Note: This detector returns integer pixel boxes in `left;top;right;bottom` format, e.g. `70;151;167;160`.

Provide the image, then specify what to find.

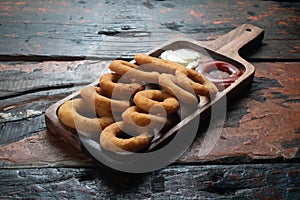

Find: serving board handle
201;24;264;60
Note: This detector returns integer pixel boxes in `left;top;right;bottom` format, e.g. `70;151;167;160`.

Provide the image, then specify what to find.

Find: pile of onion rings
57;53;220;153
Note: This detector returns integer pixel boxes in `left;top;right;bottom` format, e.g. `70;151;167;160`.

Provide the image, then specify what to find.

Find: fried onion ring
109;60;160;84
134;53;188;74
133;90;179;115
134;54;218;97
175;69;218;97
159;73;198;105
100;121;152;152
122;106;168;128
99;73;144;100
80;86;130;113
136;63;175;75
109;60;138;74
58;98;114;133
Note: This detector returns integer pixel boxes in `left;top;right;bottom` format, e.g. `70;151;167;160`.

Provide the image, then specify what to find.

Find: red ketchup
195;61;243;91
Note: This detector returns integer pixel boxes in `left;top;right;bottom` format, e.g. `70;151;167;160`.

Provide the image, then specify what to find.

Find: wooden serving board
45;24;264;153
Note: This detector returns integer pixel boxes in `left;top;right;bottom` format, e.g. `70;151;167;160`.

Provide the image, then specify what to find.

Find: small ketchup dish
195;61;243;90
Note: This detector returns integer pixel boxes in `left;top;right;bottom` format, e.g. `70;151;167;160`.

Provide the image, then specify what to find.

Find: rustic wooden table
0;0;299;199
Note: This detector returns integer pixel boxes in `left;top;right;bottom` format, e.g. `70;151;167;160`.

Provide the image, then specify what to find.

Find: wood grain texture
0;163;299;199
0;60;110;99
0;0;299;60
0;60;110;146
0;61;299;167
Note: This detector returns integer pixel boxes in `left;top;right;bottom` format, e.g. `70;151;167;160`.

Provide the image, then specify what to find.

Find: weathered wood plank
0;163;299;199
0;60;110;99
0;61;299;167
0;0;299;60
0;60;110;146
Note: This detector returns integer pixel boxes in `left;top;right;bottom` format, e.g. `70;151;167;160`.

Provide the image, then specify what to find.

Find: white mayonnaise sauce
160;49;201;69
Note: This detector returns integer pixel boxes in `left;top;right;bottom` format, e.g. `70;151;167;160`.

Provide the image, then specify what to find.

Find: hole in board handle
246;28;252;32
